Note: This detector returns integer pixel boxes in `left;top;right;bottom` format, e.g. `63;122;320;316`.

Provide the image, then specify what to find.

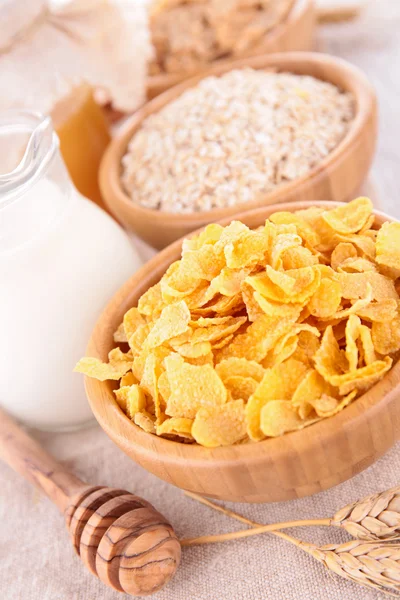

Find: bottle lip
0;110;59;210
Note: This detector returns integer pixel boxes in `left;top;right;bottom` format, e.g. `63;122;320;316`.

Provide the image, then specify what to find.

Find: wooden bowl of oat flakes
100;52;377;249
147;0;316;98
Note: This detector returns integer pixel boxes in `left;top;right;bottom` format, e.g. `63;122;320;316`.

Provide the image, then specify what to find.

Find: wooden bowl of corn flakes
80;199;400;503
100;52;377;250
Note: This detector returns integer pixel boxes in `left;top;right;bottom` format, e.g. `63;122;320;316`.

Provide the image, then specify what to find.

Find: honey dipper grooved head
65;486;181;596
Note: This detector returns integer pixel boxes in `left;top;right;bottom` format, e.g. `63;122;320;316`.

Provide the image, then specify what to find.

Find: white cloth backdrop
1;1;400;599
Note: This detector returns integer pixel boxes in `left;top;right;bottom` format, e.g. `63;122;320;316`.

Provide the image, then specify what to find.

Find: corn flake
156;417;194;439
134;410;156;433
292;369;336;419
192;400;247;447
145;300;190;349
331;242;357;271
372;316;400;355
165;354;227;419
246;359;308;441
322;197;373;234
260;401;320;437
74;355;131;381
308;277;342;318
126;385;147;419
376;222;400;270
223;376;258;401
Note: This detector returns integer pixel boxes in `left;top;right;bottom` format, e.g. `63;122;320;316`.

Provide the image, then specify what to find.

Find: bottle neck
0;111;74;255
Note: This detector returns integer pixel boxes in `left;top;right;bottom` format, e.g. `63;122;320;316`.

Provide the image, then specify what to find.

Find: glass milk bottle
0;111;142;431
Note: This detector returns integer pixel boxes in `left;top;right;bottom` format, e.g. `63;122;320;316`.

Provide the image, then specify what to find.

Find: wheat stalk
181;488;400;596
183;486;400;544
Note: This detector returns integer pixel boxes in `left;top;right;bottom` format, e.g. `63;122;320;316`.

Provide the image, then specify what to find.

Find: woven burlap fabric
0;422;398;600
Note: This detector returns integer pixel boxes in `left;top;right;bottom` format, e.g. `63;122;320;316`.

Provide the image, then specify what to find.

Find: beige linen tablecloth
2;1;400;599
1;424;399;600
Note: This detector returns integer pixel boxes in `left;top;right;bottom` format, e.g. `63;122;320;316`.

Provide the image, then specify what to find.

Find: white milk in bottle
0;111;142;430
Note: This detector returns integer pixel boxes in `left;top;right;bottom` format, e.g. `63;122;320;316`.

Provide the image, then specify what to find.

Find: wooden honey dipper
0;409;181;596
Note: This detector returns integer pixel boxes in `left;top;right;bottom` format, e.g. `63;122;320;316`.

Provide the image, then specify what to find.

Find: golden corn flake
376;221;400;270
134;410;156;433
156;417;194;439
314;326;348;382
217;311;301;363
113;322;127;343
138;282;165;317
358;325;376;365
114;386;130;411
292;369;336;419
337;233;376;260
192;400;246;447
269;231;302;270
308;277;342;318
338;257;377;274
74;356;131;381
123;307;146;339
126;385;147;419
216;357;265;382
211;335;234;351
165;354;227;419
345;315;362;372
248;265;319;304
253;292;302;320
269;211;320;248
223;376;258;401
260;401;319;437
291;329;321;367
108;348;133;371
281;246;319;269
120;372;137;387
145;300;190;349
331;242;357;271
329;356;392;396
262;333;298;368
157;370;171;402
246;358;308;441
224;227;270;269
182;223;224;253
322;197;373;234
171;340;212;358
128;324;151;355
371;315;400;355
310;390;357;418
338;272;397;301
77;198;400;447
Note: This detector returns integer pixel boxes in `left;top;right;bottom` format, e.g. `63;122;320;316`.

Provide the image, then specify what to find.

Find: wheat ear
182;492;400;596
183;486;400;544
332;486;400;541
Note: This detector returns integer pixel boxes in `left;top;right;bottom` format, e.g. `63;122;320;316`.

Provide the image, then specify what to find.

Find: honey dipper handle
0;409;85;512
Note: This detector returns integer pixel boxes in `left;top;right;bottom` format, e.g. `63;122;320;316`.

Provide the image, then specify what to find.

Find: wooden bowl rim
86;200;399;467
100;51;377;227
147;0;313;93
